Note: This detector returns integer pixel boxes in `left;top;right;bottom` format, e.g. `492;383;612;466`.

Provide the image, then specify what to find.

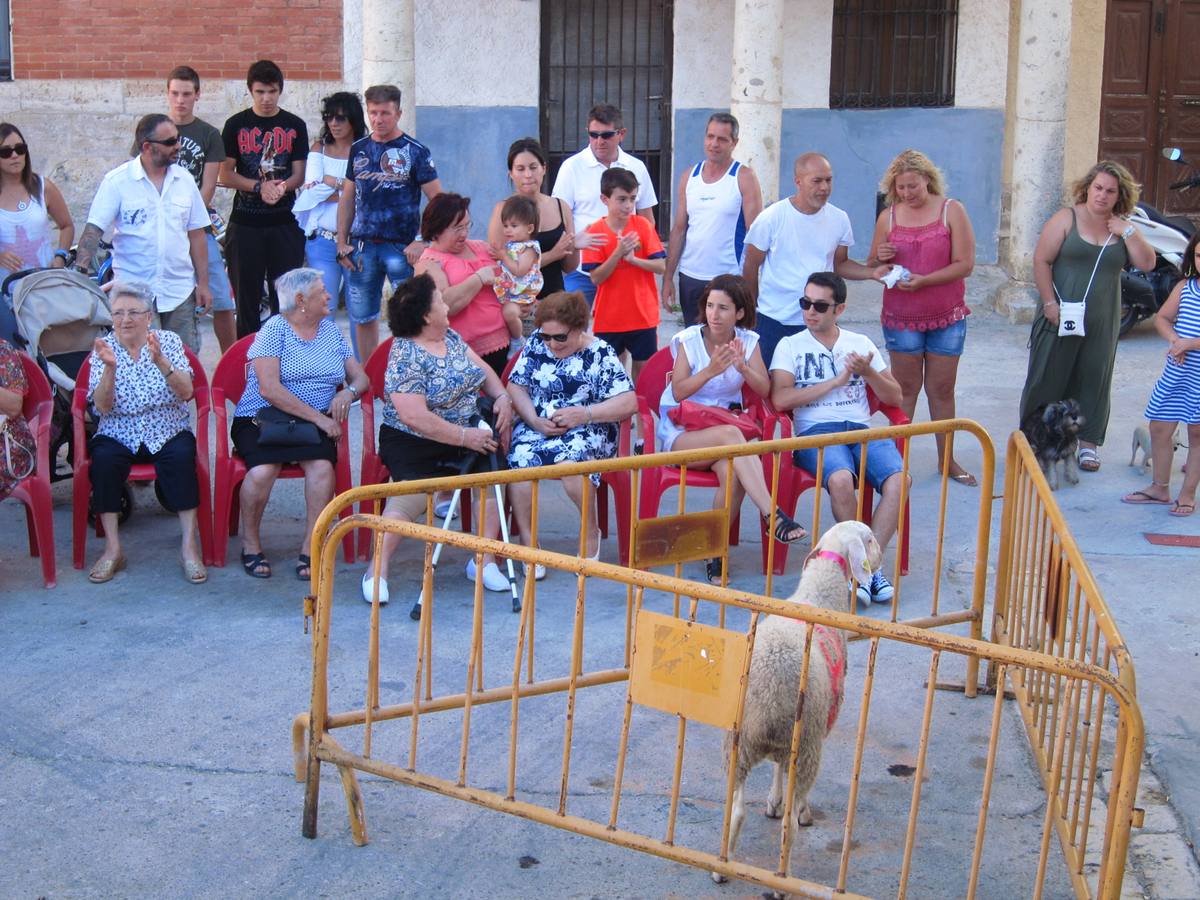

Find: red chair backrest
499;349;521;385
211;334;257;413
362;336;394;403
635;344;770;423
18;352;53;424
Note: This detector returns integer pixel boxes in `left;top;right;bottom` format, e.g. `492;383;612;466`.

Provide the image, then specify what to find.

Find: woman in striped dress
1121;232;1200;516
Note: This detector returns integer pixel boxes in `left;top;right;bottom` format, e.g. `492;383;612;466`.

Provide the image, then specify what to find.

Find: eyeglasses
145;136;180;147
799;298;843;313
0;144;28;159
323;113;348;123
588;130;619;140
111;309;151;319
538;330;571;343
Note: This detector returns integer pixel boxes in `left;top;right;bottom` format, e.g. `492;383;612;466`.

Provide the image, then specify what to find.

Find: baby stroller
2;267;112;484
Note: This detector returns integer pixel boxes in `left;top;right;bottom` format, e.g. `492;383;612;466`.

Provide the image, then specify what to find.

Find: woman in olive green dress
1020;161;1157;471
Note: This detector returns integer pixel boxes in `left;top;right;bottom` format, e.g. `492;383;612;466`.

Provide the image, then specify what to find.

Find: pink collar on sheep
809;549;850;577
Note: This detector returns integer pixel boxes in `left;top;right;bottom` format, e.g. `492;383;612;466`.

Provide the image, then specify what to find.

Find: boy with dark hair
219;59;309;336
166;64;236;352
581;167;665;383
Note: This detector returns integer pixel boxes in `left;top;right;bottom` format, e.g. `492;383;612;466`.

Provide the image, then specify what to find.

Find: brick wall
9;0;343;80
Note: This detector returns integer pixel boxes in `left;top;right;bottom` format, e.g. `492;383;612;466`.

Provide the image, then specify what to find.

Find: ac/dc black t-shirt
221;108;309;227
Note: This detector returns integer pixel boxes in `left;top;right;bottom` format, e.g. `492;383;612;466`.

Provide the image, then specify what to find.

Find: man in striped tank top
663;113;763;326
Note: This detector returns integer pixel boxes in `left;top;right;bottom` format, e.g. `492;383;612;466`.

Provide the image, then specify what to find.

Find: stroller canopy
9;269;112;390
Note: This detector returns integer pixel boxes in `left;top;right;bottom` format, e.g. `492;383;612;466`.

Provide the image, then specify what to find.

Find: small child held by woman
493;194;544;353
1121;231;1200;516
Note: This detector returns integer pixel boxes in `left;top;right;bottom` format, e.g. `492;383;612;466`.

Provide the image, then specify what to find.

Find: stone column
997;0;1074;316
730;0;784;203
362;0;416;134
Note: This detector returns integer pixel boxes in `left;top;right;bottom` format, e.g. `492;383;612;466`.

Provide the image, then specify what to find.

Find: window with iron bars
830;0;958;110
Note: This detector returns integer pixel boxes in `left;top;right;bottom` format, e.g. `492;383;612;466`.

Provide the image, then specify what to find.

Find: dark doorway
1099;0;1200;214
539;0;674;234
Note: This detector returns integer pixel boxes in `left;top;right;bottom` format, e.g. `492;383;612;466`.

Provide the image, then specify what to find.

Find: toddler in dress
493;194;543;353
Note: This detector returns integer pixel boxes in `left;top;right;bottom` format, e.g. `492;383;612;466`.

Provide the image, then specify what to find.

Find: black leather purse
253;405;322;447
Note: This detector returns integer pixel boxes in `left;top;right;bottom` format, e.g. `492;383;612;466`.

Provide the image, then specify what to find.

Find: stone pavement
1;270;1197;897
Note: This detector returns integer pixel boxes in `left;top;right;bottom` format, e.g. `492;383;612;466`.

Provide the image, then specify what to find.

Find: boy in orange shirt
582;168;666;383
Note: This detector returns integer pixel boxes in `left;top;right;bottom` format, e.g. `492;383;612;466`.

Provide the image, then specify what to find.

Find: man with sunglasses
770;272;907;606
336;83;441;365
552;103;657;304
78;114;211;352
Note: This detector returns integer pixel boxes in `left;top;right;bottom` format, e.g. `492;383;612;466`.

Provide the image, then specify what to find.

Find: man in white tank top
663;113;763;327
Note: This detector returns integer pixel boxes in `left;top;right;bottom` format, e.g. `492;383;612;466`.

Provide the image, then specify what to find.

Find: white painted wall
414;0;540;107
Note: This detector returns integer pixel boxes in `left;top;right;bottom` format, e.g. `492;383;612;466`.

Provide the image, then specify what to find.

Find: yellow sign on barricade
291;421;1141;898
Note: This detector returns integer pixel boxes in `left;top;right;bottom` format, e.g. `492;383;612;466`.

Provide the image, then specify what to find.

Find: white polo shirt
551;145;658;230
87;158;209;312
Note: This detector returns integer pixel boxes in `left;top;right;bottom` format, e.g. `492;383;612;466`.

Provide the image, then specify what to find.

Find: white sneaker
361;570;390;605
466;558;509;592
523;562;547;581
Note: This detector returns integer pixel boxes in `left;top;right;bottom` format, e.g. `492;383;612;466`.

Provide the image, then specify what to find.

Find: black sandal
296;554;311;581
766;508;808;544
241;551;271;579
706;558;724;584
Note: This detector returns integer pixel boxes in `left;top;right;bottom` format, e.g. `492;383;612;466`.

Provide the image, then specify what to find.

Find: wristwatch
252;181;262;195
163;366;175;378
346;384;360;399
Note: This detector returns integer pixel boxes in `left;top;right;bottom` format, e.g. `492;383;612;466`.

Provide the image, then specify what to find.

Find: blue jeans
755;312;806;372
306;234;359;358
346;240;413;324
793;421;905;492
205;232;234;312
563;268;597;307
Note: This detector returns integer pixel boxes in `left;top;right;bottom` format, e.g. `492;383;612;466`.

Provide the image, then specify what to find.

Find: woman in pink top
414;193;510;374
868;150;977;486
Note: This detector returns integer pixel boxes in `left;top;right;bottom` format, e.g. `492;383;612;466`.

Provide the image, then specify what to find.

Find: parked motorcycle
1120;147;1200;336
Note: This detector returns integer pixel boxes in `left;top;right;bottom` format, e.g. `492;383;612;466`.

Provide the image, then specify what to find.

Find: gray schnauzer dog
1020;399;1085;490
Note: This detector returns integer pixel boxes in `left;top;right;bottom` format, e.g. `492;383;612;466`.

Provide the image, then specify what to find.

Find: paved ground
1;271;1197;898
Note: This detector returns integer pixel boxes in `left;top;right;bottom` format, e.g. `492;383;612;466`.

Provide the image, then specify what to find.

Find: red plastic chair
634;346;778;559
211;334;354;567
71;346;215;569
356;336;394;560
767;388;911;576
5;352;57;587
501;349;636;565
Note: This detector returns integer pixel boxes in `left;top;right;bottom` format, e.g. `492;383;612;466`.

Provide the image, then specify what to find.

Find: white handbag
1053;233;1112;338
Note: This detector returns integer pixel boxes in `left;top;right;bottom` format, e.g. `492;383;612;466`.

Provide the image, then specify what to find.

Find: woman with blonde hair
1018;160;1156;472
868;149;977;484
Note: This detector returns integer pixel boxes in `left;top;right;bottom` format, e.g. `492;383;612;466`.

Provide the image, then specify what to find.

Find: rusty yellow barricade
294;421;1141;898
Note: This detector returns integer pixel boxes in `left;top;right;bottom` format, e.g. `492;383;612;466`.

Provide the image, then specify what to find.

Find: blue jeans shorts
206;231;234;312
793;420;905;491
563;268;597;307
346;239;414;324
882;318;967;356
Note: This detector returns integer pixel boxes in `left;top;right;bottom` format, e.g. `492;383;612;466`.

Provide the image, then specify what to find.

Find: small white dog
713;521;882;892
1130;424;1183;468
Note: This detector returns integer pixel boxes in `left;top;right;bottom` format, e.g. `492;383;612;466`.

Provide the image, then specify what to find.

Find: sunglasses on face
0;144;29;159
588;130;619;140
799;297;842;313
146;136;180;147
323;113;348;123
538;330;571;343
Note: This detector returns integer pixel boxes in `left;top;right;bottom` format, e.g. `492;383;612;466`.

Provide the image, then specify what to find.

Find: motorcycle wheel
1119;301;1140;336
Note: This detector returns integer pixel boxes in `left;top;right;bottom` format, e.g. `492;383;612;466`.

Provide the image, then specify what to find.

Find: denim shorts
206;231;235;312
346;240;414;324
792;420;905;491
882;318;967;356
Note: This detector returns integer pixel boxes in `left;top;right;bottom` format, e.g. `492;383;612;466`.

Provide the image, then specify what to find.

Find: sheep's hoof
711;871;727;884
797;803;814;826
764;799;783;819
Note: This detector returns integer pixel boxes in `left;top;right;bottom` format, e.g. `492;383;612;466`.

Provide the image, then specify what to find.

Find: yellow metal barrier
991;431;1144;898
291;421;1141;898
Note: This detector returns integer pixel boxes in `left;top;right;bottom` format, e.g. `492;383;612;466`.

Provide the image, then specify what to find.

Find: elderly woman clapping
85;282;204;584
231;267;368;581
506;291;636;561
362;274;514;615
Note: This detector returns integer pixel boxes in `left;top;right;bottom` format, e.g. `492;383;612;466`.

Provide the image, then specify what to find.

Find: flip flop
1121;490;1170;505
1078;448;1101;472
950;471;978;487
1169;501;1196;517
296;554;311;581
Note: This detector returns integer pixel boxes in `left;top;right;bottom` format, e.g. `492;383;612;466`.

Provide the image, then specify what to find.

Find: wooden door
539;0;674;234
1099;0;1200;214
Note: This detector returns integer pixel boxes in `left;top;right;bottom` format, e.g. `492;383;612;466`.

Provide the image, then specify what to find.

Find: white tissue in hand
478;419;492;434
881;266;911;289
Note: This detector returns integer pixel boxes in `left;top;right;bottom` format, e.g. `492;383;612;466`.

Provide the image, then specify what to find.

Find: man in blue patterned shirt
336;84;442;363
